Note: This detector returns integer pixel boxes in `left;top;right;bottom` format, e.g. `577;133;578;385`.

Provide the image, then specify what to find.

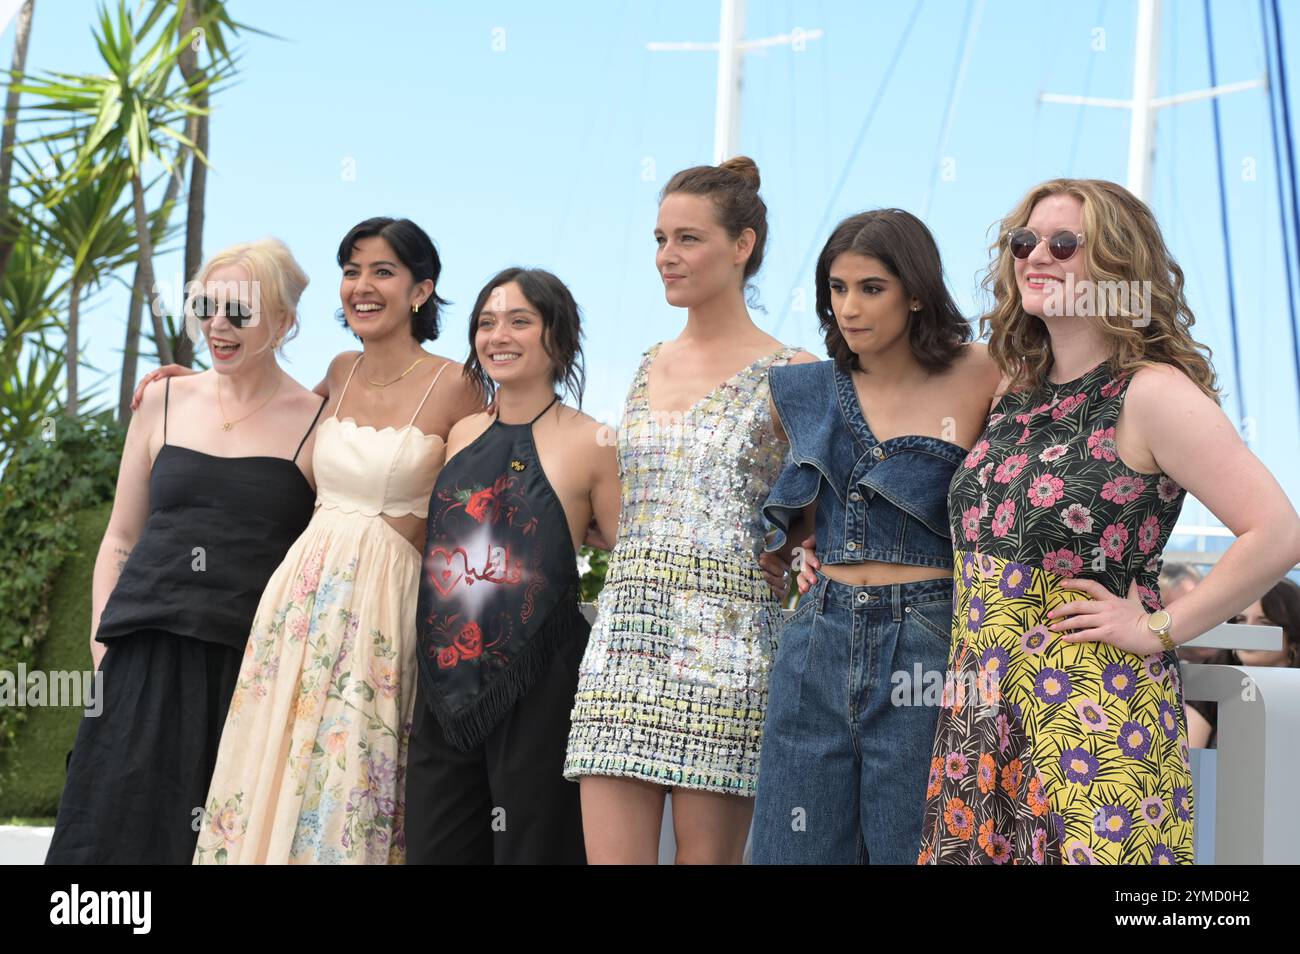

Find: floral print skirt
917;552;1194;865
193;509;420;864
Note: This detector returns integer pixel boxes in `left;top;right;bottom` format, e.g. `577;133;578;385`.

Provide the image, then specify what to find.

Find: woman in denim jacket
752;209;1001;864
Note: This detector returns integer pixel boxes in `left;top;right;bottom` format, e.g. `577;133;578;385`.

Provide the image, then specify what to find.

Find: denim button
846;541;857;550
856;592;868;604
872;446;885;459
849;491;862;502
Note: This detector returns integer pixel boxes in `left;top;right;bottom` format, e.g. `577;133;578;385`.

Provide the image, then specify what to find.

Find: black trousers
46;630;241;864
404;632;587;864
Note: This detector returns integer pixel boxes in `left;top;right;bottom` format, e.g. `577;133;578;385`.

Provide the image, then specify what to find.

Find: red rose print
465;487;500;523
454;621;483;661
437;645;461;668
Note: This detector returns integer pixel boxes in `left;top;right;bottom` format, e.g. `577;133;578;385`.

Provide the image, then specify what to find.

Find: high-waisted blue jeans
752;573;953;864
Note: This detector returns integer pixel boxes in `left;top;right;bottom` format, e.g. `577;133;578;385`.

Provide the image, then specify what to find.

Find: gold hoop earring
411;302;420;314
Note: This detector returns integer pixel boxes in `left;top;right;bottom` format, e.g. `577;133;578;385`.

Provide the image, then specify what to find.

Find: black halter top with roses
415;396;587;750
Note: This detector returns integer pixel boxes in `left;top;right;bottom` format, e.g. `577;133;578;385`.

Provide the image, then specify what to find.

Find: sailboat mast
713;0;746;163
1127;0;1162;202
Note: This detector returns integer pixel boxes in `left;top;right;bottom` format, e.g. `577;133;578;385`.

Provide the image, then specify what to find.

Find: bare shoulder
133;369;169;427
448;409;493;444
786;349;821;366
1126;362;1215;413
556;404;608;440
953;342;1000;381
326;350;364;386
431;356;471;392
284;380;325;416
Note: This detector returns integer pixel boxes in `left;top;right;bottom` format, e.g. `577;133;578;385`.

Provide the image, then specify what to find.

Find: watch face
1148;610;1171;631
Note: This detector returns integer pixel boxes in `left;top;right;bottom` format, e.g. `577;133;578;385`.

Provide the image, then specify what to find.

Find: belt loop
891;583;904;622
813;572;830;617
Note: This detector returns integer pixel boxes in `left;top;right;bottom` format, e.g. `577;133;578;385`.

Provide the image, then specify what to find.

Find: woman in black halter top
405;268;621;864
47;241;327;864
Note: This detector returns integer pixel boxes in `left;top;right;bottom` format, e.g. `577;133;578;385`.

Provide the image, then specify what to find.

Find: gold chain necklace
365;355;426;388
216;374;282;431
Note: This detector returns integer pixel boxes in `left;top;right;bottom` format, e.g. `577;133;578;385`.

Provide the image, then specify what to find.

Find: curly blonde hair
983;178;1218;400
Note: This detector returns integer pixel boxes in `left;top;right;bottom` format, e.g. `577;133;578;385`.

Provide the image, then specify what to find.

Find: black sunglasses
1007;227;1085;262
191;294;255;327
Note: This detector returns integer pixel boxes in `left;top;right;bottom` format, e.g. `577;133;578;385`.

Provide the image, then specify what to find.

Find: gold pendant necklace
217;374;282;431
365;355;426;388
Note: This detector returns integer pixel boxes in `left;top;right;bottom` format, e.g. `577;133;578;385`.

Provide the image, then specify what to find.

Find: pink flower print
1138;585;1161;611
961;505;981;542
1100;374;1127;398
1157;475;1182;502
1030;402;1053;417
987;412;1005;428
290;550;325;602
1017;425;1031;445
1101;474;1146;505
994;453;1029;484
944;752;970;780
1027;472;1065;508
1043;548;1083;577
991;500;1017;538
1014;413;1031;425
977;461;994;487
1137;515;1161;554
1039;444;1069;463
963;440;990;469
1060;503;1094;534
1051;392;1088;420
1100;522;1129;560
1087;427;1117;462
289;612;310;642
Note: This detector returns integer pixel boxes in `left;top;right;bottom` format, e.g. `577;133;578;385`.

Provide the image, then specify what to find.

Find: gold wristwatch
1146;610;1175;651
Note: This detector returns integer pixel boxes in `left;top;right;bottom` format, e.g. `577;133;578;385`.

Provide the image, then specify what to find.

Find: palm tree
169;0;265;368
16;0;221;367
20;147;142;415
0;230;66;462
0;0;37;286
119;139;184;421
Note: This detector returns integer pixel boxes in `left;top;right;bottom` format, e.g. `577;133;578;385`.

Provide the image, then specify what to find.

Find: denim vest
761;360;964;569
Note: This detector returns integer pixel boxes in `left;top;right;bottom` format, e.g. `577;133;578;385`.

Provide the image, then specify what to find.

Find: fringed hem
426;587;588;751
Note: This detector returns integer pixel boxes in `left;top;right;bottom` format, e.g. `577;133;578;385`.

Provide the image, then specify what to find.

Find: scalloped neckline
324;415;445;444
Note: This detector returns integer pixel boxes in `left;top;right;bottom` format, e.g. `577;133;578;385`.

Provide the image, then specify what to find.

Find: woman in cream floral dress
190;218;479;863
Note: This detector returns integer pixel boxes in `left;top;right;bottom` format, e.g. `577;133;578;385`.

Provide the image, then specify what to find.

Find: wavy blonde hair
983;178;1218;400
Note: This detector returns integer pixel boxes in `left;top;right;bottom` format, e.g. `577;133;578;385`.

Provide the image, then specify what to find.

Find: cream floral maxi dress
193;359;448;864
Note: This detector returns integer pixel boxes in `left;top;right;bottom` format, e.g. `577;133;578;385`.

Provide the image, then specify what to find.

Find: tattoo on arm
113;546;131;574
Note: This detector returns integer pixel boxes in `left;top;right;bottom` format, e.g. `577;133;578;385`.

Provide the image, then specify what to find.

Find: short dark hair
814;209;971;374
463;267;586;407
335;217;450;342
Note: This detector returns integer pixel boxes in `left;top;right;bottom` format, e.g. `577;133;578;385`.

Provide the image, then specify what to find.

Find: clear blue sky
9;0;1300;543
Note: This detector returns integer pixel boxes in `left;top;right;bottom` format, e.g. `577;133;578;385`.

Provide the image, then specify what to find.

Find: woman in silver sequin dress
563;157;816;863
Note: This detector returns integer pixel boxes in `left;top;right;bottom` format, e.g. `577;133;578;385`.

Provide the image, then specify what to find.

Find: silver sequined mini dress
564;342;798;795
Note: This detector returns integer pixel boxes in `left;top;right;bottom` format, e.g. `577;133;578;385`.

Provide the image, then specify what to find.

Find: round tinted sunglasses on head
191;295;254;327
1007;227;1085;262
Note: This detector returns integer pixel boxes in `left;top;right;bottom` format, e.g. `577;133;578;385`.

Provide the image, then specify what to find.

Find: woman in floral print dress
918;179;1300;865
